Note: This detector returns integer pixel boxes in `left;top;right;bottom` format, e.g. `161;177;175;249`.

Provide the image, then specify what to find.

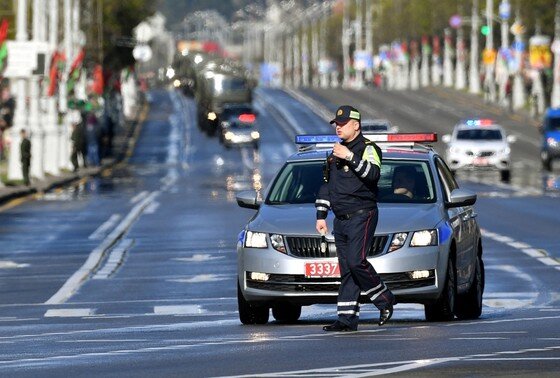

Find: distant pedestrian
19;129;31;186
85;113;101;167
70;117;86;172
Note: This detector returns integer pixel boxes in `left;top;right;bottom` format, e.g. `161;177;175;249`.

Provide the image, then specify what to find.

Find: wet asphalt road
0;87;558;377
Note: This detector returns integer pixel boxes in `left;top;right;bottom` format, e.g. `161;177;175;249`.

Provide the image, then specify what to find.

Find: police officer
315;105;395;332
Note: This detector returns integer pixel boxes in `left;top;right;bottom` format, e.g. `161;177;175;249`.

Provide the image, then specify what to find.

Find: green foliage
101;0;160;70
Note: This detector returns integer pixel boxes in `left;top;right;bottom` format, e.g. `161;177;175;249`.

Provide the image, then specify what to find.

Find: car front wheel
455;254;484;320
272;304;302;323
425;256;456;322
238;283;269;325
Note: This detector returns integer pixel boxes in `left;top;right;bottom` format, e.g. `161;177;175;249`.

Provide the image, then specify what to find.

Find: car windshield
266;159;435;205
545;116;560;131
456;128;503;140
222;106;253;119
362;124;389;132
230;121;254;130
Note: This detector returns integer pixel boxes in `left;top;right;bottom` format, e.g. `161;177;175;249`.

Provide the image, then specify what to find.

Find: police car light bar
364;133;438;143
295;133;437;148
464;119;494;127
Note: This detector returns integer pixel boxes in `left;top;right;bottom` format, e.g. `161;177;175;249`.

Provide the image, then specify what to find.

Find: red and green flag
0;19;9;73
66;48;85;95
47;50;66;96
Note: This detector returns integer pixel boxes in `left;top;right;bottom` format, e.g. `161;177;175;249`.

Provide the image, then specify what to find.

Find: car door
435;157;476;291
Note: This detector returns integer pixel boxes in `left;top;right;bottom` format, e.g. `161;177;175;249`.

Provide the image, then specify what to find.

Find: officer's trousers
333;208;394;327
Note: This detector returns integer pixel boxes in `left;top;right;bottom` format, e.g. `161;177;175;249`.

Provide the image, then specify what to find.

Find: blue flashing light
545;108;560;118
295;134;341;144
238;230;246;244
438;222;453;244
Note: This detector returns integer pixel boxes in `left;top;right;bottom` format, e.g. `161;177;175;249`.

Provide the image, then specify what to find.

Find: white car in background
442;119;516;182
361;119;398;133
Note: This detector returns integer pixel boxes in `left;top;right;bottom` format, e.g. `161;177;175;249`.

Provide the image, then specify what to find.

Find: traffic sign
499;1;511;20
510;22;525;35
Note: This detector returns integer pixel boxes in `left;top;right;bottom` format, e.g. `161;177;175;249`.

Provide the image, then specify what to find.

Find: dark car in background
541;108;560;171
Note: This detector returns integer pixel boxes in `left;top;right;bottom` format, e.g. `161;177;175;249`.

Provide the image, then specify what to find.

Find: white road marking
173;254;226;262
88;214;122;240
130;191;149;204
0;260;29;269
482;229;560;269
168;274;231;283
153;305;205;315
92;239;134;279
45;191;160;305
44;308;95;317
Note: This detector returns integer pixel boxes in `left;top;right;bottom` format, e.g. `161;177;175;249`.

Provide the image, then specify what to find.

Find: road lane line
45;191;160;305
481;229;559;269
44;309;95;317
88;214;122;240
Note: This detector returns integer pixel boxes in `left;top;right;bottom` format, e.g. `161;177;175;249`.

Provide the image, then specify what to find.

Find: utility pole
354;0;363;87
498;0;511;107
342;0;350;87
365;0;373;83
443;28;453;87
30;0;45;180
44;0;60;175
420;35;430;86
469;0;481;94
484;0;496;102
455;26;466;89
551;0;560;108
8;0;29;181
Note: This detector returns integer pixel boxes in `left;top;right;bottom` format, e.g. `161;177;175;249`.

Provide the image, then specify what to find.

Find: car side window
435;157;458;202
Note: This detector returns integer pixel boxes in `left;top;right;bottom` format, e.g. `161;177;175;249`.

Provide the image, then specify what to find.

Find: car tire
500;170;511;182
238;283;269;325
455;254;484;320
425;256;456;322
272;304;302;323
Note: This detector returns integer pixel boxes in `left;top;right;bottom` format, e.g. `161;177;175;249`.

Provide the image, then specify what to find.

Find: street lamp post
498;0;511;108
469;0;481;94
8;0;29;181
44;0;60;176
484;0;497;103
30;0;45;180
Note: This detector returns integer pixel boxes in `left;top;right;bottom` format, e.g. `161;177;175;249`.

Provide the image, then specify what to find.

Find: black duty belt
336;208;372;220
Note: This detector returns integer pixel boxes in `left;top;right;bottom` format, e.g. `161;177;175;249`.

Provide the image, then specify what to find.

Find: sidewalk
0;103;146;208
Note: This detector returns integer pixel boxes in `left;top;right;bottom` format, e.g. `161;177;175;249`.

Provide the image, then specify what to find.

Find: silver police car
236;133;483;324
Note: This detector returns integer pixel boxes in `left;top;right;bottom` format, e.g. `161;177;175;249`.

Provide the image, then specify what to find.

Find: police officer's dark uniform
315;105;395;332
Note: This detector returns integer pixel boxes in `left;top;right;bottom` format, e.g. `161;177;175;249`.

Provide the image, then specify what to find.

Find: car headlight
270;234;286;253
410;230;438;247
547;137;559;147
251;131;260;139
244;231;267;248
389;232;408;252
225;131;234;140
449;146;462;154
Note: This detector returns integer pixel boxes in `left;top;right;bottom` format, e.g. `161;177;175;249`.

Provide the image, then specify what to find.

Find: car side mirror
442;134;451;143
506;135;517;143
236;190;262;210
445;188;477;208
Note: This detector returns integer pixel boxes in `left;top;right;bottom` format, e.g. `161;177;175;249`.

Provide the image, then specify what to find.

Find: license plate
305;262;340;278
473;157;488;166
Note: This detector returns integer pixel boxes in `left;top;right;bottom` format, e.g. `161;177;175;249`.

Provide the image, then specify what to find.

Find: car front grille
246;271;435;292
466;150;495;157
286;235;389;258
